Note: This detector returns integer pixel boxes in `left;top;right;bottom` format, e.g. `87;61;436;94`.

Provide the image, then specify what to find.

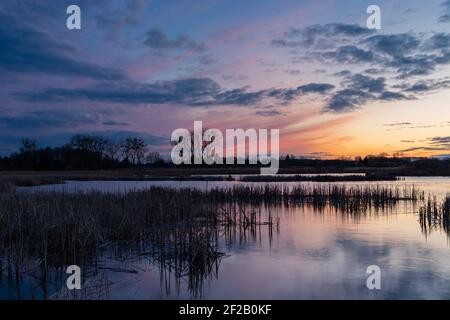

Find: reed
419;195;450;236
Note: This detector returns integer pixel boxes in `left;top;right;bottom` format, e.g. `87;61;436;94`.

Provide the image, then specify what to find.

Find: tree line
0;135;165;170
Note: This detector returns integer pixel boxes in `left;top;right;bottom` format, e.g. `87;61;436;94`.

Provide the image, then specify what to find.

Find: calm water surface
14;177;450;299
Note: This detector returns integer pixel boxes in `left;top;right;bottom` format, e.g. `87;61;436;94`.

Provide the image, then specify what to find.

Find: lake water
12;177;450;299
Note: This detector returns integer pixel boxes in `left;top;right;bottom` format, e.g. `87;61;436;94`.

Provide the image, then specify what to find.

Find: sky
1;0;450;159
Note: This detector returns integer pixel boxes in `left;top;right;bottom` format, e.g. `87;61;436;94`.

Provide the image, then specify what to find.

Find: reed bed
0;186;276;299
0;182;422;298
208;184;423;213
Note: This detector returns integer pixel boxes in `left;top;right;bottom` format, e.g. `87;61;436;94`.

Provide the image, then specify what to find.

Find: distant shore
0;166;448;188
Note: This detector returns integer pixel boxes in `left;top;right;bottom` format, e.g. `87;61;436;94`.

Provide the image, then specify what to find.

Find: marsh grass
419;195;450;237
0;185;278;299
0;182;422;299
208;184;423;212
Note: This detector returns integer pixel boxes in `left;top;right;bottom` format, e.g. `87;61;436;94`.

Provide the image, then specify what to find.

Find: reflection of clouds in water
315;236;450;299
71;217;450;299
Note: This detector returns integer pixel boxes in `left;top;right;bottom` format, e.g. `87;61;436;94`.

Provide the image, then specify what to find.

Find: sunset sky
1;0;450;158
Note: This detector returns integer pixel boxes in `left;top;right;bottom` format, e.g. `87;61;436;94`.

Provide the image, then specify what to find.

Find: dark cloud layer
22;78;336;107
2;2;450;130
320;45;375;64
23;78;222;105
325;72;407;112
0;11;127;81
272;23;372;49
0;110;100;129
143;28;205;52
271;19;450;111
274;22;450;80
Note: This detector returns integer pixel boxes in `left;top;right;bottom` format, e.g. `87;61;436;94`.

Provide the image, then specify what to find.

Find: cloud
439;14;450;22
364;33;420;57
102;119;130;126
428;33;450;49
360;33;446;78
0;110;100;129
389;55;439;78
384;122;413;127
429;136;450;145
401;79;450;93
320;45;375;64
438;1;450;22
272;23;372;49
404;82;435;93
143;28;205;52
275;22;450;80
364;33;450;78
267;83;335;101
96;0;150;39
272;22;450;112
326;89;373;112
297;83;335;94
210;87;267;106
442;0;450;8
385;121;450;131
22;78;337;107
399;146;448;152
23;78;222;105
2;0;151;41
334;70;352;77
255;110;285;117
378;91;409;101
344;74;385;93
325;73;408;112
273;21;450;111
0;11;127;81
0;12;126;80
397;135;450;153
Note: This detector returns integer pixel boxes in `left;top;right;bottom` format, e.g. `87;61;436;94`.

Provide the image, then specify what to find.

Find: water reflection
53;204;450;299
7;178;450;299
